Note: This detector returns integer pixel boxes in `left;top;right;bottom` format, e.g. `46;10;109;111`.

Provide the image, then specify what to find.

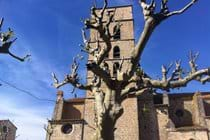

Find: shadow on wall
169;99;194;128
62;103;82;120
203;100;210;116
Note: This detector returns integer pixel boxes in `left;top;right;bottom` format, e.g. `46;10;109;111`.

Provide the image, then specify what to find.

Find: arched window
113;62;120;77
113;46;120;58
113;24;121;40
105;53;109;58
103;62;110;73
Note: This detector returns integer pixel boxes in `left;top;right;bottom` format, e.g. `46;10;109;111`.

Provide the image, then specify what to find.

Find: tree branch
167;60;183;82
0;39;31;62
123;0;158;82
166;0;198;17
170;68;210;87
52;72;92;90
0;21;30;62
80;28;98;55
87;62;112;87
189;51;199;73
0;18;4;30
130;51;210;91
84;0;114;65
52;56;92;91
200;76;210;84
58;1;114;91
121;86;150;101
95;10;115;65
124;0;198;83
125;19;156;82
100;0;108;19
142;67;210;91
8;51;31;62
161;62;173;81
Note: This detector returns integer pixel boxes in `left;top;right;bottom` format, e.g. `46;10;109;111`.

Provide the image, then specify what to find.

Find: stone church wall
49;123;83;140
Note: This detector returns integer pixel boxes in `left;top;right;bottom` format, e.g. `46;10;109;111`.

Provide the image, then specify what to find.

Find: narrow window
113;62;120;77
103;62;109;73
113;24;121;40
113;46;120;58
105;53;109;58
2;126;8;133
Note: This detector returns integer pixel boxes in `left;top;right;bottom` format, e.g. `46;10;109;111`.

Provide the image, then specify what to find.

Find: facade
46;5;210;140
138;92;210;140
0;120;17;140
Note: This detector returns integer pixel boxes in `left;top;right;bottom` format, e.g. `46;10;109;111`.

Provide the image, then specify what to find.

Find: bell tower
85;4;136;97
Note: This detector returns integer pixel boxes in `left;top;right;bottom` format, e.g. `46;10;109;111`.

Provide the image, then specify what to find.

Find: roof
65;98;85;103
63;92;210;104
95;4;133;10
155;92;210;98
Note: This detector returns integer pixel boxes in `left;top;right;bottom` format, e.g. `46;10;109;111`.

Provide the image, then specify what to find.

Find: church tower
83;5;140;140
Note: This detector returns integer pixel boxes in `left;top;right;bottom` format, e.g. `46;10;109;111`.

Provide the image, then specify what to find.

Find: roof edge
95;4;133;10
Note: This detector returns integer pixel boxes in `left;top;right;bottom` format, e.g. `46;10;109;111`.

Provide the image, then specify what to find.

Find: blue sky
0;0;210;139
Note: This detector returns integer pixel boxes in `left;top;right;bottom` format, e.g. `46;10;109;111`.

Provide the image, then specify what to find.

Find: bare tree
0;18;30;62
44;121;55;140
52;0;210;139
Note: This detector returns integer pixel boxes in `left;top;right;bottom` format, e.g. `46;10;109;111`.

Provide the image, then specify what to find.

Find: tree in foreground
52;0;210;139
0;18;30;62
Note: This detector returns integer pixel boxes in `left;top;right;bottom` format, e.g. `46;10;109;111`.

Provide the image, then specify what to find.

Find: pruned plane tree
0;18;30;62
52;0;210;139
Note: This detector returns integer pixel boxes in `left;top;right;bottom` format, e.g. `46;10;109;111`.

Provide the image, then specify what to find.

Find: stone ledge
49;119;84;124
168;126;208;132
154;104;169;108
204;116;210;119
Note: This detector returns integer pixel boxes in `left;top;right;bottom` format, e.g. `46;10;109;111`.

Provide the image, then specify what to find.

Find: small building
0;120;17;140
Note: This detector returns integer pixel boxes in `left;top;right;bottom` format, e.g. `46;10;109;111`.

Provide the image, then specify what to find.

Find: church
46;5;210;140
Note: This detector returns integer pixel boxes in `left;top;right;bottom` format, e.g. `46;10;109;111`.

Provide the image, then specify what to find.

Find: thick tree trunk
93;90;123;140
93;111;122;140
99;115;115;140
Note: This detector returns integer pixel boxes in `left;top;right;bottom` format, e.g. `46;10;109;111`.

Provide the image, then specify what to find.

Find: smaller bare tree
44;120;55;140
0;18;30;62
